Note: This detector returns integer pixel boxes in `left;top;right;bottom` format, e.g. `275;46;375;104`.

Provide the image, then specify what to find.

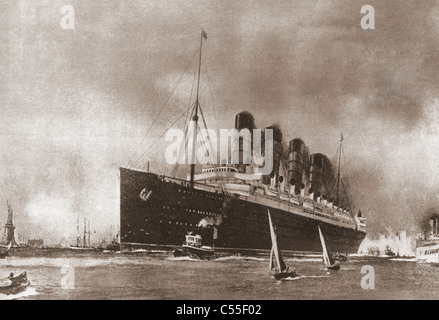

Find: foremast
190;29;207;187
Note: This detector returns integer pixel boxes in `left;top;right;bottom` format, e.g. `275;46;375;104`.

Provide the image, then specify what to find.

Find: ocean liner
120;31;366;254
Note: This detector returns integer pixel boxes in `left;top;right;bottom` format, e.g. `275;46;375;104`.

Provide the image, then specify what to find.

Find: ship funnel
288;139;307;190
309;153;334;197
264;124;283;184
300;183;305;198
234;111;256;173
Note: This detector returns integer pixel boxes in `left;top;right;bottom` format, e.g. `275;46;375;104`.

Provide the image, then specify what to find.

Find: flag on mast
202;29;207;40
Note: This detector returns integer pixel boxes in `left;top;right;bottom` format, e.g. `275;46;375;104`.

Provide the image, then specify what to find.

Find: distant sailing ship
119;30;367;254
70;218;94;250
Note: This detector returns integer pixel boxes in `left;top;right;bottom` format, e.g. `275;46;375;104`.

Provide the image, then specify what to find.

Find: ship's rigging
329;134;352;214
125;29;224;189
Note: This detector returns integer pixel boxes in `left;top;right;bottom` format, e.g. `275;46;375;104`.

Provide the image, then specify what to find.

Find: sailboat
69;218;95;251
318;225;340;270
268;210;297;280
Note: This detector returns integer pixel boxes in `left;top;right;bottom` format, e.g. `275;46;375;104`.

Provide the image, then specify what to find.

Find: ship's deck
137;170;366;233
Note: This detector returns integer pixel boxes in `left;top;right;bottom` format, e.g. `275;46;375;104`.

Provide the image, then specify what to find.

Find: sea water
0;251;438;300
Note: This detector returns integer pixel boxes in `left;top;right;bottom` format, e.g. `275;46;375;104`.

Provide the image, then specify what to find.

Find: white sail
318;225;331;267
268;210;282;272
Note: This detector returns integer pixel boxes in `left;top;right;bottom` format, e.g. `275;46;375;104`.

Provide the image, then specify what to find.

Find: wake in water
284;257;322;263
0;256;154;268
128;249;167;253
0;286;39;300
348;253;374;258
166;256;201;262
276;275;330;281
214;255;266;262
214;255;323;262
390;258;417;262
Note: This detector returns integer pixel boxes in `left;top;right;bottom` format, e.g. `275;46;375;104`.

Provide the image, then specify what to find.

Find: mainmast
190;29;207;187
76;216;80;247
83;217;87;248
88;219;91;248
336;134;343;206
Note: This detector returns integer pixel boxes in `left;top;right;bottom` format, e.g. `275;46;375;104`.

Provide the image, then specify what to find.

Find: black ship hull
120;168;365;254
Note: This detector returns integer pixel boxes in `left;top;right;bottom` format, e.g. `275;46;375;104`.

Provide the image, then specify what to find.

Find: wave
389;258;417;262
214;256;266;262
0;286;39;300
277;275;329;281
0;256;151;268
347;253;389;259
215;255;323;262
123;249;167;254
166;257;201;262
415;259;439;265
284;258;323;262
348;253;372;257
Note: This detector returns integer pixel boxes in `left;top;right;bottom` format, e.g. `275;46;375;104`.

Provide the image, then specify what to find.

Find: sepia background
1;0;438;244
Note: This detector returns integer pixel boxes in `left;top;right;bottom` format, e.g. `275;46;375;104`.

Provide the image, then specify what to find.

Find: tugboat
106;238;121;252
0;272;30;295
173;234;215;260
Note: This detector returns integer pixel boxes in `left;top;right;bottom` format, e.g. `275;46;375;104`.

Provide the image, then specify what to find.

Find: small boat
332;253;348;262
106;242;121;252
318;225;341;270
268;210;297;280
105;235;121;251
0;272;30;295
173;234;215;260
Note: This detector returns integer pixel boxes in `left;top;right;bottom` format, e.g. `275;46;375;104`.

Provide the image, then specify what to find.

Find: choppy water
1;250;439;300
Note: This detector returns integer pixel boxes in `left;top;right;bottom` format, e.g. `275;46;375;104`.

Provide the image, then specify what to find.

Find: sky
1;0;439;243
